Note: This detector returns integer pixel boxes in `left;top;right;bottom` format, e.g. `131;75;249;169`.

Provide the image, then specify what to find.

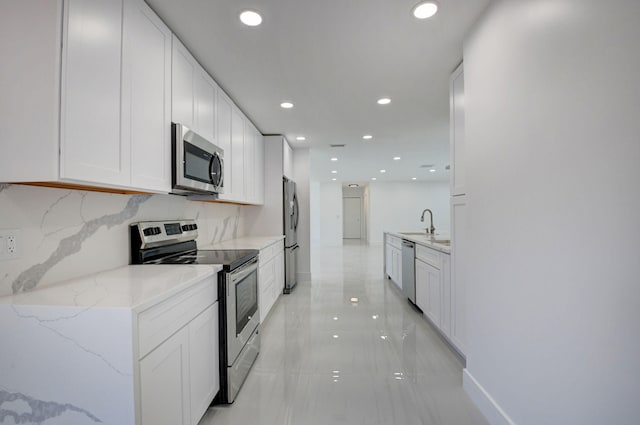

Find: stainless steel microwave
171;122;224;195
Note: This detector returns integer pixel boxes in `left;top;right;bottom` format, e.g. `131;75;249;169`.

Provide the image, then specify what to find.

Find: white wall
462;1;640;424
315;183;343;245
368;181;450;244
292;148;311;282
0;184;244;297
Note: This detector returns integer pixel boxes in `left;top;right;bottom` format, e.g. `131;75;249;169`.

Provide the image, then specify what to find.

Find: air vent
330;144;346;148
419;164;435;168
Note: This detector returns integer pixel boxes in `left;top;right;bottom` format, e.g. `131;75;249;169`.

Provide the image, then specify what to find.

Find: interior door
343;197;361;239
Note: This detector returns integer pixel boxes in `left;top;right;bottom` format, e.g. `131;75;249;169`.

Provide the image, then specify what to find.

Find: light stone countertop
386;231;452;254
0;264;221;312
201;235;285;251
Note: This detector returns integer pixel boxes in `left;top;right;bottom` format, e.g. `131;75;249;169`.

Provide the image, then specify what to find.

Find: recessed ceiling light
429;169;436;173
362;135;373;140
380;169;386;173
412;177;417;180
239;10;262;26
371;177;377;181
393;156;401;161
380;335;388;340
333;317;338;321
332;178;337;181
330;157;338;161
333;334;339;339
350;297;359;302
348;184;359;188
331;170;338;174
377;98;391;105
280;102;294;109
296;136;306;141
412;1;439;19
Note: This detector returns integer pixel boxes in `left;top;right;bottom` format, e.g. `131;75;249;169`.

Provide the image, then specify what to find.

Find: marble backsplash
0;184;243;297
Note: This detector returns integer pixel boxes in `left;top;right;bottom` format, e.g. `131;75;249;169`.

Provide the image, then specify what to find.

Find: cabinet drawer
416;244;441;269
259;240;284;264
138;276;217;359
387;234;402;249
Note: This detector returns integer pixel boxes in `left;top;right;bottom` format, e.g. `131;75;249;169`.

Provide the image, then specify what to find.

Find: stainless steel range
130;220;260;404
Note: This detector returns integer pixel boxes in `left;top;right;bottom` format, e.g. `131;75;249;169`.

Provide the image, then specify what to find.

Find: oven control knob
182;225;189;232
143;228;153;236
192;224;198;230
154;227;161;235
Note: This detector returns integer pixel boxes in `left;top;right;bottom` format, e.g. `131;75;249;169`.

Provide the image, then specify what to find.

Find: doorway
343;197;362;239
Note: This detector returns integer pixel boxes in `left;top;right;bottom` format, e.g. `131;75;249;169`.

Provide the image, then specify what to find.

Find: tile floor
200;241;488;425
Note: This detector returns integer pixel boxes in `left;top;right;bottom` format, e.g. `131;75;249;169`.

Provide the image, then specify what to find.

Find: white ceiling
146;0;491;184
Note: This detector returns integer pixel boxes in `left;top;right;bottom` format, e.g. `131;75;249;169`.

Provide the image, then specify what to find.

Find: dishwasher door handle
402;241;414;248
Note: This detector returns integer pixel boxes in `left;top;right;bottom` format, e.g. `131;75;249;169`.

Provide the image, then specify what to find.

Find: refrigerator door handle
293;194;299;230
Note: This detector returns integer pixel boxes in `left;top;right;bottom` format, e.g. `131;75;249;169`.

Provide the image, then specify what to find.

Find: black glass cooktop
149;249;258;271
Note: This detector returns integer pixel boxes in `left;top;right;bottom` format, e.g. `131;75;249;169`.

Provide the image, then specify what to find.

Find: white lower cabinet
415;258;441;326
384;235;403;289
413;241;463;357
137;278;219;425
258;240;285;322
450;196;468;355
140;327;191;425
188;303;219;425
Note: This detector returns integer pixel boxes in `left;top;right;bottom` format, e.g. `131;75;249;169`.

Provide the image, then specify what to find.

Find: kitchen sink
399;232;428;236
431;240;451;246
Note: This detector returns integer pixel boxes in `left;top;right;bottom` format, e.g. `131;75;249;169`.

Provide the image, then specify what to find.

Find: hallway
201;242;488;425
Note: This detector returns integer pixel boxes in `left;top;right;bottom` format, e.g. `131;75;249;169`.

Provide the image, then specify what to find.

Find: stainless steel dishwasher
401;240;416;304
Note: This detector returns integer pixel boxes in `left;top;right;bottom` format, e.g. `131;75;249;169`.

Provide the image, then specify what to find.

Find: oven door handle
230;257;258;284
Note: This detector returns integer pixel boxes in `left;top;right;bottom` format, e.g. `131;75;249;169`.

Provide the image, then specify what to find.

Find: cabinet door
188;303;219;425
231;107;245;201
255;129;265;204
440;254;452;339
140;327;190;425
416;258;441;325
450;63;466;196
450;196;467;354
259;259;276;322
194;72;216;143
274;250;285;298
216;90;233;199
123;0;171;192
61;0;128;185
385;243;393;279
391;247;402;288
172;36;195;129
244;120;255;202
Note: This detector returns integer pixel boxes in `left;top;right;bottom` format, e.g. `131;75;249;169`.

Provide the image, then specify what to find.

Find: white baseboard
297;272;311;283
463;369;517;425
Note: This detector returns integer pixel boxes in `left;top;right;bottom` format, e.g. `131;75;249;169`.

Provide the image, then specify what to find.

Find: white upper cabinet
171;37;196;130
194;72;217;143
123;0;172;192
230;106;245;201
171;35;217;141
255;128;265;204
60;0;128;185
450;63;466;196
244;120;255;202
216;90;233;198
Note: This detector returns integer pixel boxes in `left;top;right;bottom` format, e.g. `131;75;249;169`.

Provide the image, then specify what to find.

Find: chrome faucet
420;209;435;235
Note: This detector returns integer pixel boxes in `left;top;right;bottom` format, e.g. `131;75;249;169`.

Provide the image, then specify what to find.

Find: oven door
172;122;224;194
226;257;259;365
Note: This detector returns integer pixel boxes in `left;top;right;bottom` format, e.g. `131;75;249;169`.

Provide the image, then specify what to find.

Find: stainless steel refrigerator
283;177;299;293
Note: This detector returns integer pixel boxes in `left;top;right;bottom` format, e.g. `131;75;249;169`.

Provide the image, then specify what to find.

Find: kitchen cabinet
230;106;245;201
61;0;127;185
0;266;220;425
123;0;172;192
171;36;217;142
244;120;256;202
216;90;233;194
139;326;190;425
450;63;466;196
450;196;468;355
258;240;285;322
1;0;171;193
415;258;441;327
384;234;403;289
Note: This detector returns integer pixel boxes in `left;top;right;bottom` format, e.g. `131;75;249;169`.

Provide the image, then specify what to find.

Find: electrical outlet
0;229;21;260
